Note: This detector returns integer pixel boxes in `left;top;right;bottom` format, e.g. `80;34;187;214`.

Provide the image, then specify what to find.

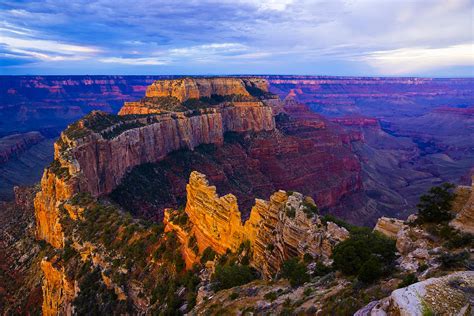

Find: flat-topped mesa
146;77;268;101
164;171;349;277
118;77;276;115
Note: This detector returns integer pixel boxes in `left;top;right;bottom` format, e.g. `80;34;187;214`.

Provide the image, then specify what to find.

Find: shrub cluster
332;230;397;283
417;183;455;223
280;258;310;287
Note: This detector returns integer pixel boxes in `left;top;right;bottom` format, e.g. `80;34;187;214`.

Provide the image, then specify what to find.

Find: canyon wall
66;107;274;198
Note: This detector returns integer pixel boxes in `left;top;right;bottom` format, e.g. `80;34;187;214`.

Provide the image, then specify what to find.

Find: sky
0;0;473;76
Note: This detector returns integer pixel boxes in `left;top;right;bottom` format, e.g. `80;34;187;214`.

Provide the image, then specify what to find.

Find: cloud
362;43;474;74
99;57;168;65
0;0;472;75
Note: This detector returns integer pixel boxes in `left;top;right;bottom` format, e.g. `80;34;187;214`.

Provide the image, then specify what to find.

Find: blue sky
1;0;473;76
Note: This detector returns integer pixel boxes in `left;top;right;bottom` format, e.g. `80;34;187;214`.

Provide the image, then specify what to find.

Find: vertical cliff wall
41;258;75;316
145;77;267;101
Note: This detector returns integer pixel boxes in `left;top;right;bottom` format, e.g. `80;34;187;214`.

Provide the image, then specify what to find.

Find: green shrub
280;258;309;287
73;268;125;315
212;264;258;290
302;200;319;218
188;235;199;255
264;291;278;301
439;251;469;268
200;247;217;264
358;256;383;283
444;232;474;249
313;262;333;276
417;183;455;223
303;253;313;264
332;231;396;282
229;292;239;300
398;273;418;288
49;160;70;179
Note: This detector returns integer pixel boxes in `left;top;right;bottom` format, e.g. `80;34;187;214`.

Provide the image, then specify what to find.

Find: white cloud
362;44;474;74
169;43;248;57
0;24;100;62
98;57;169;65
250;0;294;11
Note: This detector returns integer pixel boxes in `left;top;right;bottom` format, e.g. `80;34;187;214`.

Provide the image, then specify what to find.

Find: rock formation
144;77;267;101
164;171;349;276
34;78;276;248
369;271;474;315
41;258;75;316
450;176;474;234
374;217;404;239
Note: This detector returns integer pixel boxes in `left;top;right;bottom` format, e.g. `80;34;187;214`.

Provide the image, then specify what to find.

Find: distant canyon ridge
0;75;473;225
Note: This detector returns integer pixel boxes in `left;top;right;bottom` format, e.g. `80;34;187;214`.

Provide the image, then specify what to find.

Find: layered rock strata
32;78;278;312
164;171;349;276
144;77;267;101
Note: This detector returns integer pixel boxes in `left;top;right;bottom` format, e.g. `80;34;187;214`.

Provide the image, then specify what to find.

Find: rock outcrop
118;77;272;115
41;258;75;316
34;169;76;248
374;217;404;239
450;176;474;234
164;171;349;276
368;271;474;315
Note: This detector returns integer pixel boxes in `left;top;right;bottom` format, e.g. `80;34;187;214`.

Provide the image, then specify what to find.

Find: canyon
0;77;473;315
1;75;472;225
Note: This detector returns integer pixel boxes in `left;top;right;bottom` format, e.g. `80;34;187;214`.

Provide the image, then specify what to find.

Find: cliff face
34;169;76;248
164;171;349;277
41;258;75;316
145;77;267;101
68;107;274;198
112;99;363;223
31;78;280;316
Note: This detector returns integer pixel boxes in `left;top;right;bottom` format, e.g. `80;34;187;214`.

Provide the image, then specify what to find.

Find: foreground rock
450;176;474;234
366;271;474;315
